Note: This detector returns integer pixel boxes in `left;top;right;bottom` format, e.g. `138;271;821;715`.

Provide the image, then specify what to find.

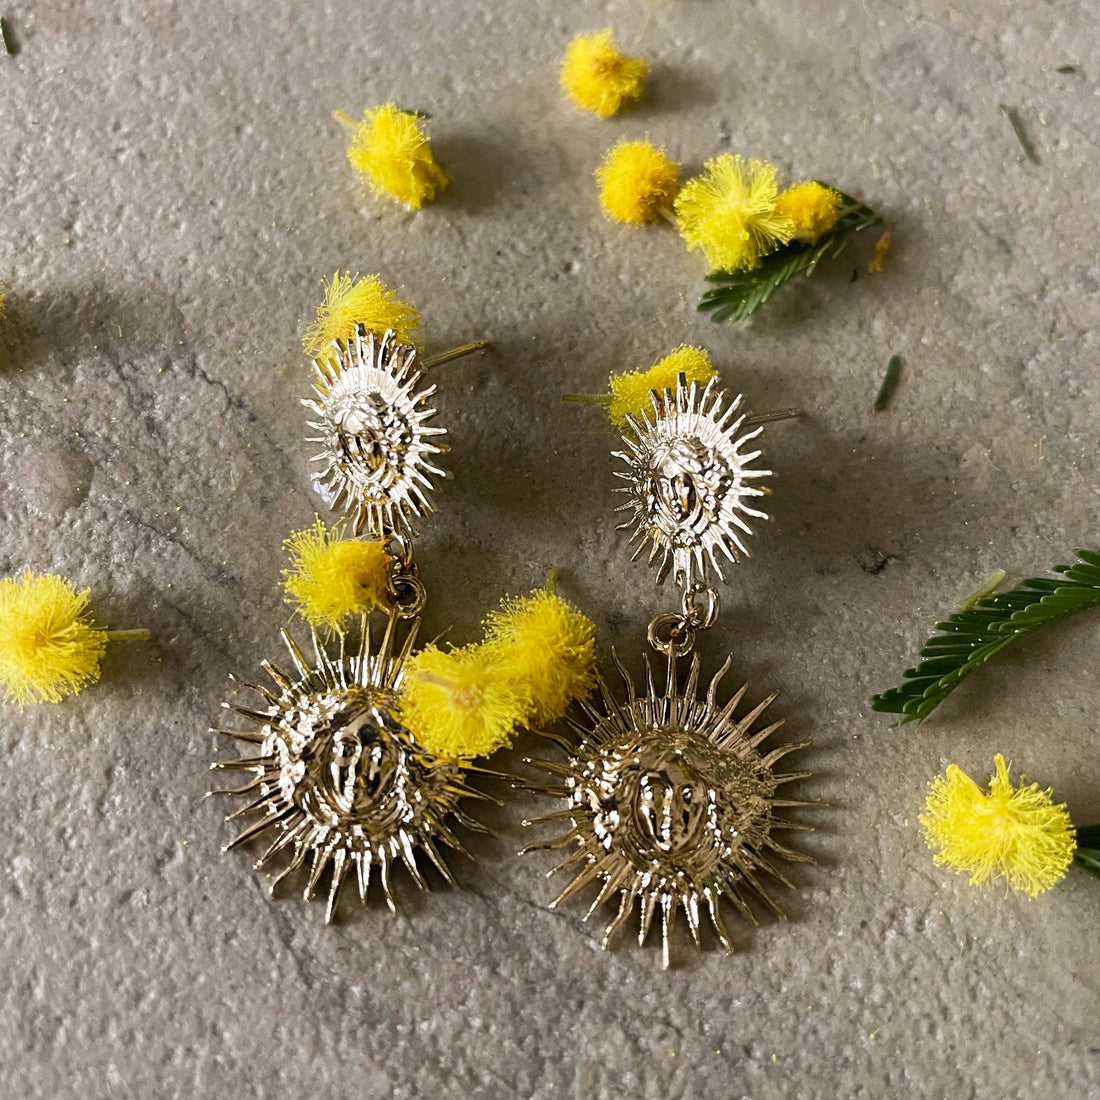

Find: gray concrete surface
2;1;1099;1097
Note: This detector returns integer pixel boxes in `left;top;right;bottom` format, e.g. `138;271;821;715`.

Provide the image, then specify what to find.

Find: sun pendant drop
526;372;815;966
212;611;487;921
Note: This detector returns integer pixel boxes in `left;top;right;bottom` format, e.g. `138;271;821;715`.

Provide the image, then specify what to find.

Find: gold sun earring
209;326;497;921
523;367;816;967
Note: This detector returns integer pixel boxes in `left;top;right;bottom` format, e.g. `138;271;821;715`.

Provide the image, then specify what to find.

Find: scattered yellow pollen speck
869;230;891;272
400;643;531;759
920;753;1076;898
338;102;449;209
484;588;596;725
774;181;842;244
674;155;794;272
0;570;108;706
281;517;392;632
608;345;717;430
560;30;648;118
302;272;422;362
595;140;679;225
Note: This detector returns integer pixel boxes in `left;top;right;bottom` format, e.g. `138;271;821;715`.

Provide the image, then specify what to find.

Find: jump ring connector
681;584;720;631
387;572;427;619
647;611;696;658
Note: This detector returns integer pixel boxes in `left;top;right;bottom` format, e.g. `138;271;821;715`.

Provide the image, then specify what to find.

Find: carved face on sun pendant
271;686;430;840
523;653;813;967
212;613;483;921
614;375;771;586
585;730;771;869
305;328;446;537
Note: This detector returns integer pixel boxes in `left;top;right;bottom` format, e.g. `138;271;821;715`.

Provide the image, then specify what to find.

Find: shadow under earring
212;327;498;921
523;374;816;967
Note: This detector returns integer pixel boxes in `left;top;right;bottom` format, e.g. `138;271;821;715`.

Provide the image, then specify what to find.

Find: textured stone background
2;1;1099;1097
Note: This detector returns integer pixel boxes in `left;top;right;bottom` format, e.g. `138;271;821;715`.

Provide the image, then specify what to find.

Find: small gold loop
647;612;696;658
681;584;720;631
387;531;415;570
386;529;424;618
387;572;426;619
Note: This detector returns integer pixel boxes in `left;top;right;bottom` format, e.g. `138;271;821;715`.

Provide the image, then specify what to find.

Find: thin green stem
105;629;151;643
955;569;1008;613
1072;847;1100;880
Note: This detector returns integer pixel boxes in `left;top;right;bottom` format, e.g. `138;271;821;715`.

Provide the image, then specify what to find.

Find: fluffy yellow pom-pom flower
595;140;679;225
337;102;449;210
920;754;1076;899
302;272;422;363
400;643;532;759
607;346;717;430
774;181;842;244
0;571;109;706
674;154;794;273
560;30;648;118
485;588;596;726
281;518;392;632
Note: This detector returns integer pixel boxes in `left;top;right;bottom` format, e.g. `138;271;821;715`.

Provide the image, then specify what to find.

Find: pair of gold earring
210;324;814;967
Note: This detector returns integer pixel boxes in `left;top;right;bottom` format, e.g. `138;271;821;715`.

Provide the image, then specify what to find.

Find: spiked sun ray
304;328;447;537
211;610;489;921
522;650;813;967
613;375;771;587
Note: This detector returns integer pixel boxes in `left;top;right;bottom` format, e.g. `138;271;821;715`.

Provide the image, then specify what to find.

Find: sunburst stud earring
523;370;815;967
211;326;499;921
306;328;491;537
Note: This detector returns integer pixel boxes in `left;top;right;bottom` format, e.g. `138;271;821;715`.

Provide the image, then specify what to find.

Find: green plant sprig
871;550;1100;725
697;189;882;324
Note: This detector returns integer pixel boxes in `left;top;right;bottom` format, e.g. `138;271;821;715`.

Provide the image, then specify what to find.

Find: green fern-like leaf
871;550;1100;725
697;189;882;324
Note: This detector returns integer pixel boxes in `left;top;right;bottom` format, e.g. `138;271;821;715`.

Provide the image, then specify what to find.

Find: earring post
745;407;803;426
421;339;491;369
